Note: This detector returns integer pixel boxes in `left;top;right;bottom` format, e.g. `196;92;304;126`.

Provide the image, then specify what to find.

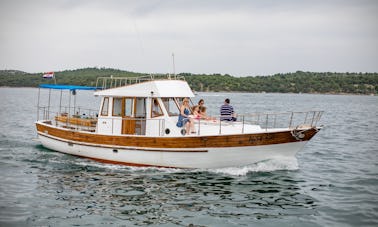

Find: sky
0;0;377;76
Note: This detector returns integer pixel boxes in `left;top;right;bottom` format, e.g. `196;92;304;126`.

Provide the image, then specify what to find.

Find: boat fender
181;129;186;136
165;128;170;135
291;129;305;140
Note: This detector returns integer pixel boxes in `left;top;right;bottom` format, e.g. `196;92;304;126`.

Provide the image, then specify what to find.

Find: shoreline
1;86;376;96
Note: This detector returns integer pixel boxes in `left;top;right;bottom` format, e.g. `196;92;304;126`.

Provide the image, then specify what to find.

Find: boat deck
43;110;322;137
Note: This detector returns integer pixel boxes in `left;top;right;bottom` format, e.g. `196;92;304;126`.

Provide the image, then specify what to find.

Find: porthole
180;129;186;136
165;128;170;135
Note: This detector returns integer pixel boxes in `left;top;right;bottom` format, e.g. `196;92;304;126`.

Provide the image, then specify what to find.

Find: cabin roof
93;80;195;98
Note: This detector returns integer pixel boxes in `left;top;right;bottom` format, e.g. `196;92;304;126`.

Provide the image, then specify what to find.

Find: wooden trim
36;122;319;149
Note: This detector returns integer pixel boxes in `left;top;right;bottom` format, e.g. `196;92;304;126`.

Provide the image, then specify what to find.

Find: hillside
0;68;377;95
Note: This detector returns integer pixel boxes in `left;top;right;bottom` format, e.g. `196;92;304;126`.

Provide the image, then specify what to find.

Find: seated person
199;106;215;120
191;105;201;119
220;98;237;121
152;99;163;117
176;98;194;134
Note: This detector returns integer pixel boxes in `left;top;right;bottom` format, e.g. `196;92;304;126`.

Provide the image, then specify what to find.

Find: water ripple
1;89;377;226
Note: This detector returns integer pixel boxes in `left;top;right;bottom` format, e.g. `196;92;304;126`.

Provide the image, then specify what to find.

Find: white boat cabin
94;80;195;137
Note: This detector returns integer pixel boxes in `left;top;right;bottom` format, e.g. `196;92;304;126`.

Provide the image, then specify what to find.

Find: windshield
162;98;180;116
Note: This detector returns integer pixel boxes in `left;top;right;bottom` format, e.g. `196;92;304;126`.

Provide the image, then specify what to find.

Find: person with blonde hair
176;98;194;134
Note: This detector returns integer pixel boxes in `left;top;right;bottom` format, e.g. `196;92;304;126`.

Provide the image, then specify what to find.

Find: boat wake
68;157;299;176
208;157;299;176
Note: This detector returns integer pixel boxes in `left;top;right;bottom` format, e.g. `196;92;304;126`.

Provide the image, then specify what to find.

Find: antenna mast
172;53;176;78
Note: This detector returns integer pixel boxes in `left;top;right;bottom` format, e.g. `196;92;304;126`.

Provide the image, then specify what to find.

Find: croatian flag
43;72;54;78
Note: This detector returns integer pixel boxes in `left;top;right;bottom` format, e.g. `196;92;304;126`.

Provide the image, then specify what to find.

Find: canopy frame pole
59;90;62;114
47;88;51;119
37;87;41;121
68;90;71;128
73;90;77;117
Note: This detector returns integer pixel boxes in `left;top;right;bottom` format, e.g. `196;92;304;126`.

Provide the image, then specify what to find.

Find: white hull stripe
37;132;208;152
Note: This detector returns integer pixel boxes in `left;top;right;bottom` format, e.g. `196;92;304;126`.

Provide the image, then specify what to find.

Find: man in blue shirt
220;98;237;121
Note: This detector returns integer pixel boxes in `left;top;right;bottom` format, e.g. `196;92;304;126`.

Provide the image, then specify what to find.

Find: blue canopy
39;84;100;91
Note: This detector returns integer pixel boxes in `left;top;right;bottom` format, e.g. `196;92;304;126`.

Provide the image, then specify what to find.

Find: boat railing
38;107;323;136
37;106;99;131
240;110;323;130
96;74;186;90
37;107;166;135
37;106;98;121
194;110;323;135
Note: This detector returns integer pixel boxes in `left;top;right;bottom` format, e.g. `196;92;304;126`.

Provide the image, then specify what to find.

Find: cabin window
113;98;122;116
124;98;133;117
162;98;180;116
151;98;163;118
135;98;146;118
101;97;109;116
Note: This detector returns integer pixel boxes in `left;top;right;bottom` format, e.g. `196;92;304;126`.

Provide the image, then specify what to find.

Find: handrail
37;108;323;136
95;74;186;90
191;110;324;135
37;106;98;121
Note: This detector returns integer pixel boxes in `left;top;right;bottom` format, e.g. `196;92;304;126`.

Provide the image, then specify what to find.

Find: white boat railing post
219;117;222;135
59;90;62;114
163;119;165;136
265;114;269;131
257;113;260;126
158;119;161;136
304;112;309;125
112;118;114;135
289;112;294;128
73;90;77;118
317;111;323;126
242;115;245;134
37;87;41;121
198;118;201;135
47;88;51;119
310;111;316;127
67;92;72;128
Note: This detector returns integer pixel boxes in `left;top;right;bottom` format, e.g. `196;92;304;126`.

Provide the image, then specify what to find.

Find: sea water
0;87;377;226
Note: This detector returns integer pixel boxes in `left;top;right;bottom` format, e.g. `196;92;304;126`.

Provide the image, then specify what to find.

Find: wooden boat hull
36;121;319;169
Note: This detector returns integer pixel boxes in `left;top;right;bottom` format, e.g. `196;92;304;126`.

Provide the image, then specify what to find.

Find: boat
35;75;323;169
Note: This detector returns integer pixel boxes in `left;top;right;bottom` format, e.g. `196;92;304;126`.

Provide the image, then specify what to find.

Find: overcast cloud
0;0;377;76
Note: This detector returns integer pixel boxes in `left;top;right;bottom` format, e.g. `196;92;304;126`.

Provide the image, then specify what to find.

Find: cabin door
134;98;146;135
122;98;135;134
